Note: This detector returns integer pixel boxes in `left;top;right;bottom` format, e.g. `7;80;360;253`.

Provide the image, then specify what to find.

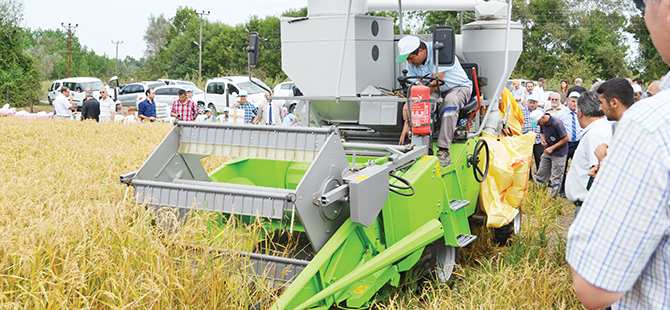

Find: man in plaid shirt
171;89;199;121
567;1;670;308
234;90;257;124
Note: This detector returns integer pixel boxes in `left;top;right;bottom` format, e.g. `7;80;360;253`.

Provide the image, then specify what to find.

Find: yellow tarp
478;131;535;228
499;88;525;136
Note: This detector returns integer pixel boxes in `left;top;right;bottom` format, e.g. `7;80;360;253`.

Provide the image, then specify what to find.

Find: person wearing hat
556;91;584;195
520;92;545;180
202;108;217;122
186;88;194;100
233;89;257;124
530;108;569;196
396;35;473;166
511;79;525;103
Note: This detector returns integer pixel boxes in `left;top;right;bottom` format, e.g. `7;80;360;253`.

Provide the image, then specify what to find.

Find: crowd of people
52;84;298;127
515;4;670;307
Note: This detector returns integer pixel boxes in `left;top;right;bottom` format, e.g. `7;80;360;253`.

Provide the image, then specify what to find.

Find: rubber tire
198;102;205;111
435;242;458;282
208;103;218;115
418;238;459;282
493;210;522;245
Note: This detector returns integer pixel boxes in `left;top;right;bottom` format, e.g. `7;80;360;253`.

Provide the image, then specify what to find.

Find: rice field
0;117;581;309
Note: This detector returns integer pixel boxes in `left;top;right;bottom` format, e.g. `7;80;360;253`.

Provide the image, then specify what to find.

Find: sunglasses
551;98;559;101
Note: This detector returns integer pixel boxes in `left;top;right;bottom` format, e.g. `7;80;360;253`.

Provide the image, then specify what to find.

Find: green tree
0;0;40;105
627;14;668;81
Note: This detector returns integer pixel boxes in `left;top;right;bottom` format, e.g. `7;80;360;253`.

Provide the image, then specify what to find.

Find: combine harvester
121;0;523;308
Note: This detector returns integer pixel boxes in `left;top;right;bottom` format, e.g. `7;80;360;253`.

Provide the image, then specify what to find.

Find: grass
0;117;580;309
374;182;580;309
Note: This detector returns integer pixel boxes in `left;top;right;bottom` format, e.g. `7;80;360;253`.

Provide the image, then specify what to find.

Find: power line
61;23;78;78
111;40;123;77
194;9;210;81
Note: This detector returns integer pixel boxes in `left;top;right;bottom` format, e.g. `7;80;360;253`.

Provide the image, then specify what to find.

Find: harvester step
449;200;470;212
456;234;477;247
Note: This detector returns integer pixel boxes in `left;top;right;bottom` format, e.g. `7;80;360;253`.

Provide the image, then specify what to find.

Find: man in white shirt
564;91;611;217
53;86;75;118
511;79;526;103
535;77;546;108
98;87;116;122
254;91;283;125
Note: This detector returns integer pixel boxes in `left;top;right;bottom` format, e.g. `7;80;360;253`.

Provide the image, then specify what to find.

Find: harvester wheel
471;139;490;183
435;242;458;282
494;209;522;245
419;238;459;282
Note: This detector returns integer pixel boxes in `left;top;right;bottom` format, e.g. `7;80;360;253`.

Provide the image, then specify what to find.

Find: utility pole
61;23;78;78
111;40;123;76
194;9;210;81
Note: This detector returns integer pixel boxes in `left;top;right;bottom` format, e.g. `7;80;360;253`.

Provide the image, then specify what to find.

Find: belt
569;141;580;144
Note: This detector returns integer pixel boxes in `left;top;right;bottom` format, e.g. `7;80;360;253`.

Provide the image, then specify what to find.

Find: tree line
1;0;665;106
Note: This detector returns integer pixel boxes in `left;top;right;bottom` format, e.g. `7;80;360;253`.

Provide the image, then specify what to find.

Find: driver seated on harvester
396;35;472;167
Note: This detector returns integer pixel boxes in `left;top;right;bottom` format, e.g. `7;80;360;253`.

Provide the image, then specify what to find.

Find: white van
202;76;271;114
59;77;104;108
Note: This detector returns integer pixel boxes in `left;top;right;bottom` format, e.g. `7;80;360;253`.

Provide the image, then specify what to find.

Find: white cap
239;90;248;97
568;91;581;98
529;110;545;127
632;84;643;93
527;93;539;102
396;35;420;63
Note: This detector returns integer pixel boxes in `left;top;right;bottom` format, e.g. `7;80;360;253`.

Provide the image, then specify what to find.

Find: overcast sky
22;0;307;60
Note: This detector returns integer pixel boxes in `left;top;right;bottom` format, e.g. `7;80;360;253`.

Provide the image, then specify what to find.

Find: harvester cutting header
121;0;526;309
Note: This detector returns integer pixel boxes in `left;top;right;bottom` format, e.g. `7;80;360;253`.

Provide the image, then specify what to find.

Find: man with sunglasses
546;93;564;115
567;0;670;308
98;87;116;122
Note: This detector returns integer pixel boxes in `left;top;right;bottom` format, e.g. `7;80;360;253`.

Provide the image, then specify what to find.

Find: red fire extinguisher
410;84;431;135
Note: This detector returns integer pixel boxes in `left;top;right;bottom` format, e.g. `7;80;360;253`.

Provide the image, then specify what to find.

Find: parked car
203;76;271;114
47;79;64;104
273;81;303;111
58;77;104;108
117;81;166;107
157;79;198;88
154;85;204;105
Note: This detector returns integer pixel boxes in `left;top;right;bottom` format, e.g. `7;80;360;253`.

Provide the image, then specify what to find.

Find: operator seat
458;62;486;120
